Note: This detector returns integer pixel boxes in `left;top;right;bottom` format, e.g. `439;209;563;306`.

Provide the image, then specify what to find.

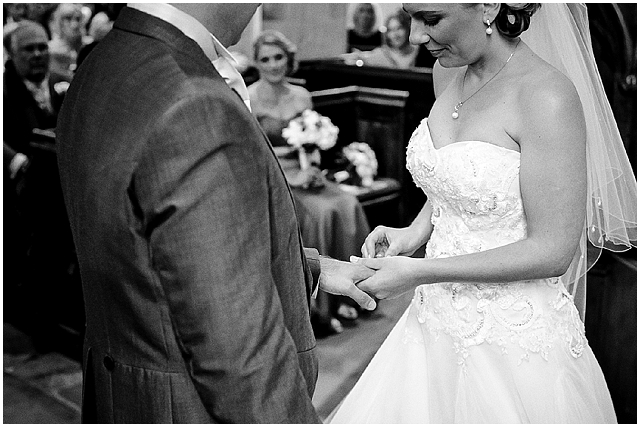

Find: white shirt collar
23;75;52;113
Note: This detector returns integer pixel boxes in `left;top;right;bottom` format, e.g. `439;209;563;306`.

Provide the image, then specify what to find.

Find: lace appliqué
408;280;586;370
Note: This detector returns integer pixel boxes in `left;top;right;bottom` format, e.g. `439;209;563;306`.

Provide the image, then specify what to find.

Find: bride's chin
436;58;461;69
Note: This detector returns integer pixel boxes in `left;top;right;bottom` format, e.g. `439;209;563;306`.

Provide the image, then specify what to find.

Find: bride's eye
273;53;285;61
416;12;442;27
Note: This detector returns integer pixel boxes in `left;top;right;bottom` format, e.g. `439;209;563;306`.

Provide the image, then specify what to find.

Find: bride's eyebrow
402;7;443;19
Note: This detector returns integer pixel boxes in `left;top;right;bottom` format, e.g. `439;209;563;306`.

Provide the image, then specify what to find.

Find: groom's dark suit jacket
57;7;321;423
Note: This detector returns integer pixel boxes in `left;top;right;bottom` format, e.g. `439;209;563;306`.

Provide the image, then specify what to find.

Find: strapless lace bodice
404;119;585;367
407;118;525;258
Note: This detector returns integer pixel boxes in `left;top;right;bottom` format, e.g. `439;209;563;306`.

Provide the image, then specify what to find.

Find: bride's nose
409;21;431;46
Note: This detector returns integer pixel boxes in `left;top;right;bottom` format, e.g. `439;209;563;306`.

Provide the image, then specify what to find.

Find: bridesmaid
248;30;312;149
248;30;365;336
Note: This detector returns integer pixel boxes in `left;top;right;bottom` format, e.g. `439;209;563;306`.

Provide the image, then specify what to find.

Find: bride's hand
350;255;422;300
361;226;424;258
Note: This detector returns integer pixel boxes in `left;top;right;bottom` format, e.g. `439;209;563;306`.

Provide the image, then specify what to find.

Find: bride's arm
355;70;587;299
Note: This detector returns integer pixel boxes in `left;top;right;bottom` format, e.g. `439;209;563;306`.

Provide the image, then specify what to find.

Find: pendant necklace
452;39;521;120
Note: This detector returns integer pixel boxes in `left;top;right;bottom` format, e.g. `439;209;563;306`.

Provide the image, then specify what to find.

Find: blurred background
3;3;636;423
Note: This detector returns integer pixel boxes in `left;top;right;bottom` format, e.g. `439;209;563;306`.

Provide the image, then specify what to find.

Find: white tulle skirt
328;294;617;424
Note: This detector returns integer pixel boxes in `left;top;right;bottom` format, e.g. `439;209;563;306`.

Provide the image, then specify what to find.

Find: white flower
281;109;338;150
343;142;378;184
54;81;70;95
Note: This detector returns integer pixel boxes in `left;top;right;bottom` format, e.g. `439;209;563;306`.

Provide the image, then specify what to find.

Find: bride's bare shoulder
513;49;585;148
516;50;580;112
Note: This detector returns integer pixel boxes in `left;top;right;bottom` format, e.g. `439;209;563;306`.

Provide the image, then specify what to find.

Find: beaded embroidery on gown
328;119;617;424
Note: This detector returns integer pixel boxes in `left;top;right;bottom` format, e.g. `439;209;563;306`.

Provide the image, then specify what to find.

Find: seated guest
4;20;74;353
248;30;312;147
347;3;383;53
4;3;30;24
249;30;367;335
48;3;88;79
3;4;57;64
361;9;436;69
3;20;70;160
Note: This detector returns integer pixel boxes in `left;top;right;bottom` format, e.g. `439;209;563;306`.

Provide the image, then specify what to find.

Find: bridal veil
519;3;637;317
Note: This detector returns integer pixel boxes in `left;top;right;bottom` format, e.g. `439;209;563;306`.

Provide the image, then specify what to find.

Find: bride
329;3;636;423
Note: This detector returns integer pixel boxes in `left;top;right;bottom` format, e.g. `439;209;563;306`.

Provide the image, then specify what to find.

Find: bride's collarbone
428;107;519;151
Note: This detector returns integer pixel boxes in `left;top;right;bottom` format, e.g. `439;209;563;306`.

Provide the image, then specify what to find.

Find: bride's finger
361;243;370;258
350;255;382;270
384;242;400;257
364;235;380;259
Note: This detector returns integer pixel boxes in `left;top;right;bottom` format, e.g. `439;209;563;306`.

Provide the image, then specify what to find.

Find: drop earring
485;19;493;35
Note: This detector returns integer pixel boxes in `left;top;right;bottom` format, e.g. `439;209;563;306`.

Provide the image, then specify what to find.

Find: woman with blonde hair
48;3;88;78
248;30;312;148
363;8;435;69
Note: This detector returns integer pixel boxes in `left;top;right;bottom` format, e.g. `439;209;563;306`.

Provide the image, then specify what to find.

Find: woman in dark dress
347;3;383;53
249;30;369;335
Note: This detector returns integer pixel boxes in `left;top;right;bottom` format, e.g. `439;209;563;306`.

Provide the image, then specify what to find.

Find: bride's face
256;43;288;84
402;3;486;68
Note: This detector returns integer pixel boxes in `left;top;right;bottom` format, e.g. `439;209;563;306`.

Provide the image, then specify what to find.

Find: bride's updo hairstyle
495;3;541;38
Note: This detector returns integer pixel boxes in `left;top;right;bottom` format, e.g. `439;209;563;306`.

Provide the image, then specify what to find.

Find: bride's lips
428;48;446;57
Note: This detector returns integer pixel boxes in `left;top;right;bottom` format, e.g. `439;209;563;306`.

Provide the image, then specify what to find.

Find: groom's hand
318;256;377;310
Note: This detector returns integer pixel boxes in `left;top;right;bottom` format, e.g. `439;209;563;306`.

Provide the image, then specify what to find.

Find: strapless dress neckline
424;119;521;155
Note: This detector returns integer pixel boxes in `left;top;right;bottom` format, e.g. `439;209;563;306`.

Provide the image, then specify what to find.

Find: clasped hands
319;225;426;309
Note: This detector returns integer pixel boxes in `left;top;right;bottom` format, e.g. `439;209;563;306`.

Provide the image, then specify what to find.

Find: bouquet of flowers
282;109;339;170
343;142;378;187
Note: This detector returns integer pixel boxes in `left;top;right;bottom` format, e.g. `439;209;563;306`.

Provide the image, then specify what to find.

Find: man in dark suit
57;4;376;423
4;20;70;166
4;20;75;353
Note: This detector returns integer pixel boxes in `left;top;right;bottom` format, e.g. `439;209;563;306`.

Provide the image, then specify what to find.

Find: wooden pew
311;85;411;227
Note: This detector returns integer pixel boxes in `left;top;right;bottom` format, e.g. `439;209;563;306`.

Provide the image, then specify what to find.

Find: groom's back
58;7;319;423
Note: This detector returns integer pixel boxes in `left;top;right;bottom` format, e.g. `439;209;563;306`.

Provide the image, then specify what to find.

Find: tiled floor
3;291;413;423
